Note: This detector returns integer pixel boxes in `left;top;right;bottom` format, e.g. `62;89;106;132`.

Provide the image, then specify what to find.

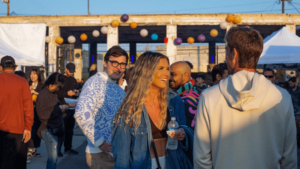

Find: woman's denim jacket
112;91;193;169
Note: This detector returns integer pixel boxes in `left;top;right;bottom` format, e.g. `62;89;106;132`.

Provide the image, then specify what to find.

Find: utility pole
280;0;292;13
1;0;10;16
88;0;90;15
7;0;9;16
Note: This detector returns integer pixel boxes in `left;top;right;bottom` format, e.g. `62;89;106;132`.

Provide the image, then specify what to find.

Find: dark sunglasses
108;60;127;69
265;75;274;78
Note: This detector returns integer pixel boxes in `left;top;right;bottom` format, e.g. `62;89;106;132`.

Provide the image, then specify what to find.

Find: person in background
195;75;207;93
288;77;300;114
124;67;134;92
77;79;83;91
15;71;27;79
263;68;276;84
89;63;97;77
0;56;33;169
185;61;195;86
57;63;79;156
27;69;44;158
112;52;192;169
14;71;33;164
36;73;71;169
170;61;200;130
117;73;127;90
194;27;296;169
75;46;128;169
288;76;300;148
211;62;228;85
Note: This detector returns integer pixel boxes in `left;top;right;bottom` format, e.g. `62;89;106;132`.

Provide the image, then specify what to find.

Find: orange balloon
32;94;37;102
227;15;234;23
210;29;218;37
55;37;63;44
80;33;88;41
233;16;241;24
112;20;120;27
130;22;137;29
187;37;195;44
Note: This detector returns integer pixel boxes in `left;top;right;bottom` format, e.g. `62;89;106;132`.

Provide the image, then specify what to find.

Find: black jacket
57;75;78;104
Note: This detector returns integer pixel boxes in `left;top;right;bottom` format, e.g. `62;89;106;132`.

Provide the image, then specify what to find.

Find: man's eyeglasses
265;75;274;79
108;60;127;69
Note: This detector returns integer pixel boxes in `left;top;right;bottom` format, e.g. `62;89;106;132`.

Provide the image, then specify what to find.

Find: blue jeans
41;129;62;169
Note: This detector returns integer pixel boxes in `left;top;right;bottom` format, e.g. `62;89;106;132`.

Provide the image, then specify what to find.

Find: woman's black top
150;112;171;139
35;83;43;93
36;87;63;138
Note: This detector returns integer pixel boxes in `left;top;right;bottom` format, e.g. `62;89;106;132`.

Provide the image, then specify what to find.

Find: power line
32;0;56;15
140;1;276;13
25;0;52;15
270;1;278;12
288;2;300;13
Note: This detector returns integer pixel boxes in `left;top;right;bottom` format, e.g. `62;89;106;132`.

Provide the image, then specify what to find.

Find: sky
0;0;299;16
0;0;299;52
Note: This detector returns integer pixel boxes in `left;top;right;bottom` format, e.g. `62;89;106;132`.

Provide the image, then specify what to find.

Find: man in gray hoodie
194;27;297;169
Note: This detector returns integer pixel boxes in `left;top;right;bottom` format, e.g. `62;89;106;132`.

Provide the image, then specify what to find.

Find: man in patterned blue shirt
75;46;128;169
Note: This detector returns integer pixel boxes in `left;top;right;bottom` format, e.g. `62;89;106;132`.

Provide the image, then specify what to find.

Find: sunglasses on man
265;75;274;79
108;60;127;69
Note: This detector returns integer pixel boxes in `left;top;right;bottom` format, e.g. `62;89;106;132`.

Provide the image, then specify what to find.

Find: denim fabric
41;129;62;169
112;91;192;169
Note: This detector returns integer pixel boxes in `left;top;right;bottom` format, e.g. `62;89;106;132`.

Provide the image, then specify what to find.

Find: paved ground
26;123;300;169
57;141;88;169
27;123;87;169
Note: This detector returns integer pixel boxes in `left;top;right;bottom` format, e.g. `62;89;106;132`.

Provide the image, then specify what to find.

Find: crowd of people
0;27;298;169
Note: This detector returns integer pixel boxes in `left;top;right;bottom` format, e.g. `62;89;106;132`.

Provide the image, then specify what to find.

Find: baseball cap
66;63;75;73
1;55;16;68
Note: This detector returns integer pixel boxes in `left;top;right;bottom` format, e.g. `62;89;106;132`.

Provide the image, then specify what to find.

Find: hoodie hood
219;70;272;111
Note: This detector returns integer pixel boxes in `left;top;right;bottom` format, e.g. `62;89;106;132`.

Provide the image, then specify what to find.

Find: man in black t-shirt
57;63;79;156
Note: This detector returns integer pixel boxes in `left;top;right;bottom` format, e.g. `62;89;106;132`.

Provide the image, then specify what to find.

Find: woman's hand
169;128;185;141
31;90;38;95
99;142;113;158
30;85;35;90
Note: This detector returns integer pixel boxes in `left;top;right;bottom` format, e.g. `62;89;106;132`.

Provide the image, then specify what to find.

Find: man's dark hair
185;61;194;69
219;63;228;70
225;27;263;69
289;77;297;83
104;46;129;63
212;64;226;82
197;75;206;80
45;72;65;89
15;71;27;80
263;68;275;76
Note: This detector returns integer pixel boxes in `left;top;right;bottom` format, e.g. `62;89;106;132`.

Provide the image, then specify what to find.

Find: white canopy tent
257;27;300;65
0;38;43;66
0;23;45;67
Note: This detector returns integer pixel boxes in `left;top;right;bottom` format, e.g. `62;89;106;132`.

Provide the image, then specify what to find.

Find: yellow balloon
227;15;234;23
233;16;242;24
130;22;137;29
187;37;195;44
80;33;88;41
55;37;63;44
210;29;218;37
112;20;120;28
32;94;37;102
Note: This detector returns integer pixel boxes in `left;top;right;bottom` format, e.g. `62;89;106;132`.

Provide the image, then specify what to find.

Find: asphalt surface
57;141;89;169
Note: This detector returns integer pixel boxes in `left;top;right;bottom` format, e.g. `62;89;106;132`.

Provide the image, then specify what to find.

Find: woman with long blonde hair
112;52;193;169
